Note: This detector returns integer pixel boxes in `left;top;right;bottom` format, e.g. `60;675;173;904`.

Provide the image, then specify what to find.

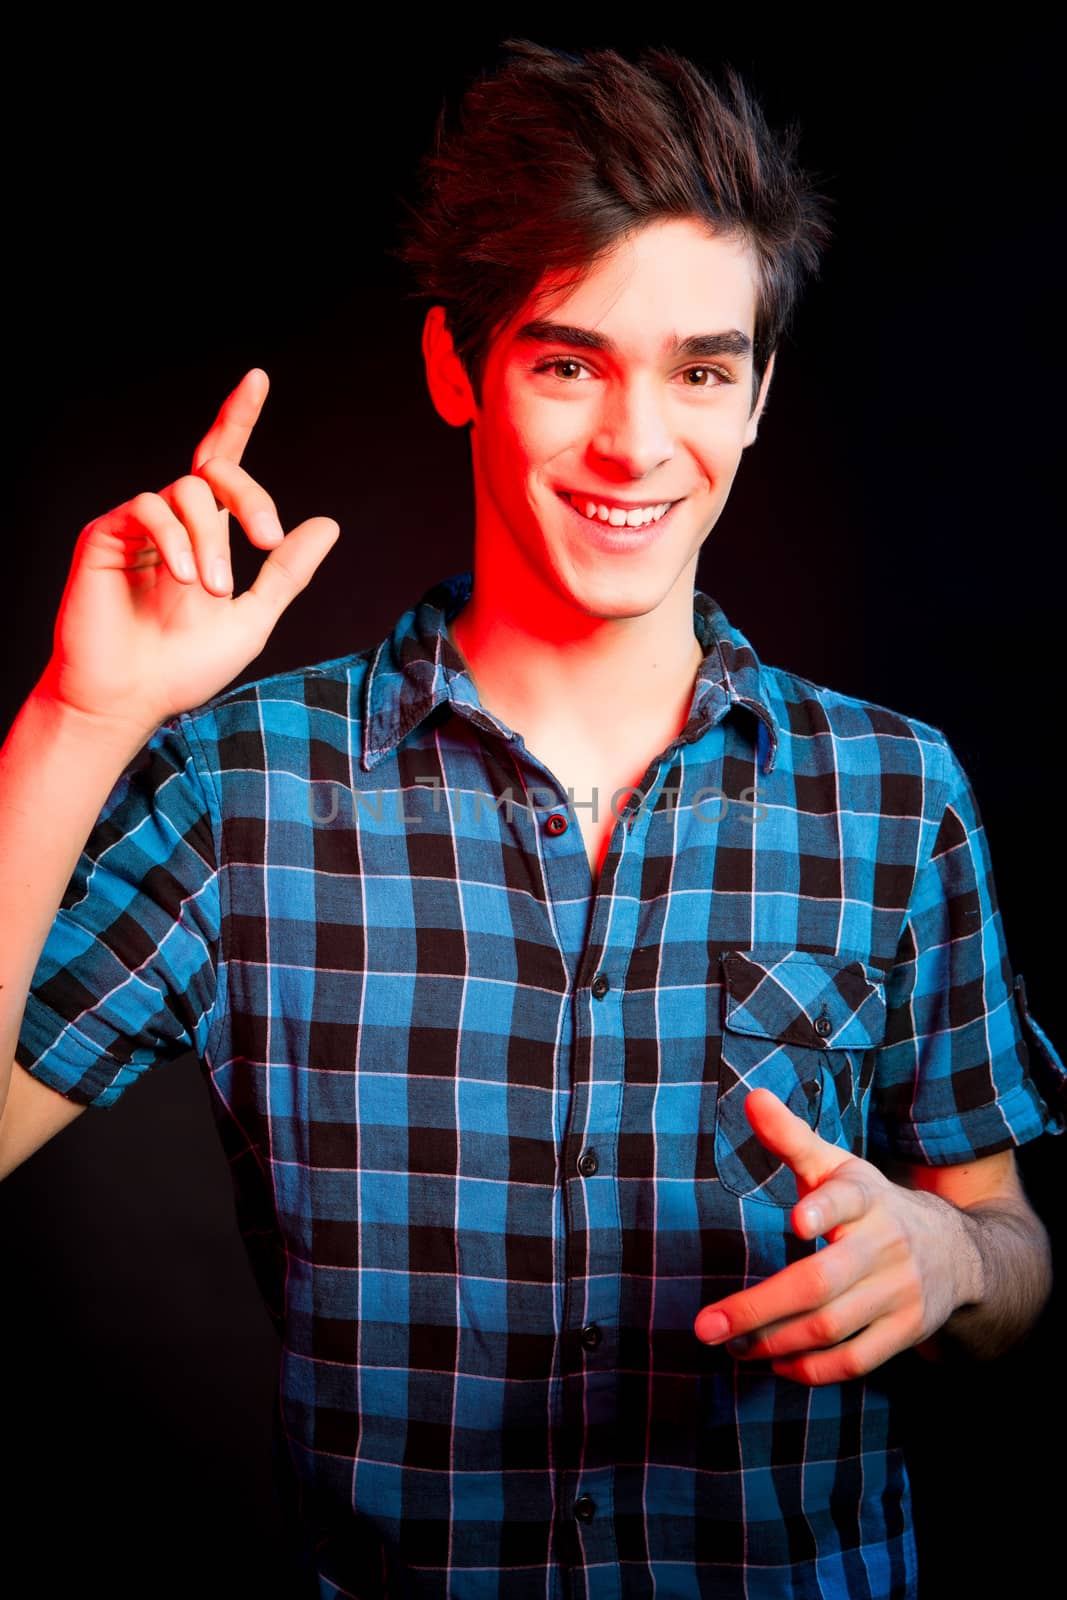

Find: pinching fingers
196;456;285;547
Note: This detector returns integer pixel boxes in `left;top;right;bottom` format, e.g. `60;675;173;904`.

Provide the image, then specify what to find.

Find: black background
2;17;1061;1598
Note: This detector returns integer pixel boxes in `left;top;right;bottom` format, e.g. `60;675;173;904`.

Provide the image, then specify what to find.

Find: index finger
191;368;269;472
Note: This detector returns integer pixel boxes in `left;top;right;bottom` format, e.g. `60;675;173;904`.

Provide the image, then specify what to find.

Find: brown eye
533;358;587;381
681;365;733;387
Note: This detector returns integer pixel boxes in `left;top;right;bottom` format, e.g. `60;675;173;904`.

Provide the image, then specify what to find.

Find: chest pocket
715;949;888;1207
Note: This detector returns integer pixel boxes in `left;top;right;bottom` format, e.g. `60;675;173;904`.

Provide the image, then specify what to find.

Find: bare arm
1;370;339;1176
890;1151;1052;1361
0;694;152;1175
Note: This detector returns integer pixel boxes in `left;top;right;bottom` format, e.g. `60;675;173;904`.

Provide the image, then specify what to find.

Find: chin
554;561;682;620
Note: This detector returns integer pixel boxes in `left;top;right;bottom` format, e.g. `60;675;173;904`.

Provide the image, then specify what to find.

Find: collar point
360;739;390;773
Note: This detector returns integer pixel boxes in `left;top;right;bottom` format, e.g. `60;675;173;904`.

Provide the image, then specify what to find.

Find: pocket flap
721;949;886;1050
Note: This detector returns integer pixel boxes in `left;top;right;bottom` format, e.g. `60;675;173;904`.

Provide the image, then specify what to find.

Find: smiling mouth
558;491;680;528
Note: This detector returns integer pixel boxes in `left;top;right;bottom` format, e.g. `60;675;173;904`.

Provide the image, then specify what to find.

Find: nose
589;375;675;479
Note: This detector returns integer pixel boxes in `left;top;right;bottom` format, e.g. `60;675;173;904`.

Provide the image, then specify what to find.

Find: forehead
495;215;761;360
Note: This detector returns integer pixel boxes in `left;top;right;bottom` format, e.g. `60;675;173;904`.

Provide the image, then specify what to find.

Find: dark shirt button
581;1323;602;1351
574;1494;596;1523
815;1012;832;1038
591;972;610;999
545;812;569;836
578;1148;599;1177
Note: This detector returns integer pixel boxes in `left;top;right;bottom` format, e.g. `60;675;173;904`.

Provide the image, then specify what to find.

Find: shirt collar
360;569;780;775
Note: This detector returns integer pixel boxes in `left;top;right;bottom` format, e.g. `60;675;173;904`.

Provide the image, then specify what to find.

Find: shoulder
747;657;973;826
759;658;955;772
760;658;944;746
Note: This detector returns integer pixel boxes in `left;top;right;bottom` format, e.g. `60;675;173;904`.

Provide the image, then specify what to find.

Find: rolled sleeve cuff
15;1002;145;1110
867;1075;1058;1164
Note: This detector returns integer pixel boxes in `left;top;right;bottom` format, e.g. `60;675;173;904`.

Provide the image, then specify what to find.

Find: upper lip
559;489;681;509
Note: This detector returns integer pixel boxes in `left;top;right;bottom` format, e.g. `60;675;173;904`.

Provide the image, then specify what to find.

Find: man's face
450;215;773;623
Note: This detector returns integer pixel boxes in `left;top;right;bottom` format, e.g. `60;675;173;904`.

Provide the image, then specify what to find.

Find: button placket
574;1494;596;1523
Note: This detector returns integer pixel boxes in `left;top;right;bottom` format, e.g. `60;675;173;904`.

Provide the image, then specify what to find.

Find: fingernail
175;551;196;582
803;1205;823;1233
212;557;232;591
251;511;284;543
696;1311;730;1344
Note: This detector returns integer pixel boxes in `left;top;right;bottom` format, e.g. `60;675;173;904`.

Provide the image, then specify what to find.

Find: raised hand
692;1088;987;1385
37;369;340;739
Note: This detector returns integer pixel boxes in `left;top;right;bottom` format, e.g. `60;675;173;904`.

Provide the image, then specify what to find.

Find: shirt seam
891;730;954;953
175;709;229;1071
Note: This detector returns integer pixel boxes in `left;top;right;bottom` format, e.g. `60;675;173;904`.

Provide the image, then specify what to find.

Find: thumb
743;1086;851;1191
239;516;340;627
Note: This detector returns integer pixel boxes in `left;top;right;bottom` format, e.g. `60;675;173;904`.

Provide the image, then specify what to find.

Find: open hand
38;369;340;739
693;1088;981;1385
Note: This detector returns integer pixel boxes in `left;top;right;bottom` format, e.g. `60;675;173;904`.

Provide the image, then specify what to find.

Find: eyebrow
514;320;753;361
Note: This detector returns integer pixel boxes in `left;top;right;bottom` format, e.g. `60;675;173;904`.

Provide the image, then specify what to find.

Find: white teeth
566;494;673;528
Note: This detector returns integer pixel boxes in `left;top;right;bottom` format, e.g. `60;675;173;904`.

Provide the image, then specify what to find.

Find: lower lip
557;492;682;551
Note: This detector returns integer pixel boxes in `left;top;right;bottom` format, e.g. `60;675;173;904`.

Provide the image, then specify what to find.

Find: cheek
689;419;754;483
504;378;592;458
487;395;549;473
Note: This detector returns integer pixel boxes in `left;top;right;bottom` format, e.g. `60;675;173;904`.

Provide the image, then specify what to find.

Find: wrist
911;1191;1050;1362
25;681;158;765
951;1205;987;1312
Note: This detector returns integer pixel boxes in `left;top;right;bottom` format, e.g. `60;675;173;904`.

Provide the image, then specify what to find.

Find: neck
448;551;705;747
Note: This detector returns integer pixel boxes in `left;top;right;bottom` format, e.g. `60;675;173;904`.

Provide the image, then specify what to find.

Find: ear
743;348;777;448
421;306;477;428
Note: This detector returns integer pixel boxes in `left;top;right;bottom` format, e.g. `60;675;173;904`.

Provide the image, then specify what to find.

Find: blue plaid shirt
17;569;1066;1599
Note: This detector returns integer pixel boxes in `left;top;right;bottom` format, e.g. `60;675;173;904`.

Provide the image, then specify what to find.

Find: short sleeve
868;736;1066;1163
14;714;222;1108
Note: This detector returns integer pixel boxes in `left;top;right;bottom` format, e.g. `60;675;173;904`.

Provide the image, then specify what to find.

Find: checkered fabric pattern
16;569;1065;1599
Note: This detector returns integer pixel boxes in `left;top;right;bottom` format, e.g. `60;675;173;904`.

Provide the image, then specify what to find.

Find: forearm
0;685;154;1118
926;1192;1053;1361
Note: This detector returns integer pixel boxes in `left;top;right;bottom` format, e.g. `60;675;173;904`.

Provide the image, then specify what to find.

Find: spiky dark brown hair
394;38;833;412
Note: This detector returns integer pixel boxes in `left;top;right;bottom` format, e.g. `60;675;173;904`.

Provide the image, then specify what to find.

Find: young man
1;38;1063;1600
